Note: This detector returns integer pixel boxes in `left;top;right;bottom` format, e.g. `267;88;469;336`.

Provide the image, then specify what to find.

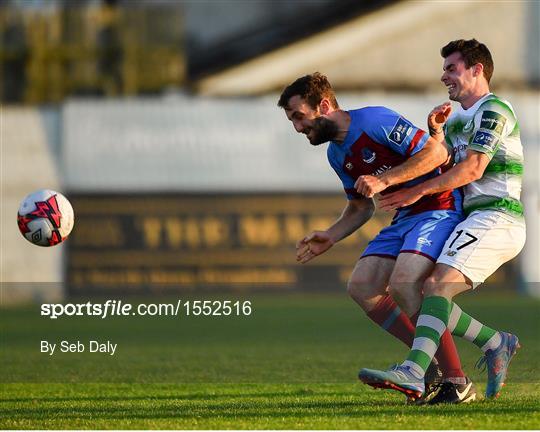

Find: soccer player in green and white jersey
359;39;526;401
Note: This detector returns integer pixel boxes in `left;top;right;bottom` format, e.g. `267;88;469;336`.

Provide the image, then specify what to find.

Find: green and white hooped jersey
444;93;523;218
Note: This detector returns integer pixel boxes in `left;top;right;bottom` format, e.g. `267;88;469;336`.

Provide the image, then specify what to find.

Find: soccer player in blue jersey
278;72;478;404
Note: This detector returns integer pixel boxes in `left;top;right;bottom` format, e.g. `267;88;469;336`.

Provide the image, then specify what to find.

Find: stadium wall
1;107;64;303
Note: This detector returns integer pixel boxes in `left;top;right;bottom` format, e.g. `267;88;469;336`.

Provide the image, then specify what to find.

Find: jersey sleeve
359;107;429;157
468;99;517;160
327;146;363;200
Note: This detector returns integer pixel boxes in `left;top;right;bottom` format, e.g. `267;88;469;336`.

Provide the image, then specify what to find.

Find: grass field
1;291;539;429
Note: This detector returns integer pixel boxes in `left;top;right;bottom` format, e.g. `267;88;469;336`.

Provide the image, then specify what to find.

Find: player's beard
307;117;339;146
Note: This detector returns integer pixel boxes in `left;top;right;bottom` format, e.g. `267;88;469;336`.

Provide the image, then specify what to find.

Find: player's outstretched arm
378;150;490;211
296;198;374;264
355;137;449;198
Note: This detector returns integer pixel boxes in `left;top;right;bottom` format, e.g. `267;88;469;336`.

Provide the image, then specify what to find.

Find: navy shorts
361;210;464;262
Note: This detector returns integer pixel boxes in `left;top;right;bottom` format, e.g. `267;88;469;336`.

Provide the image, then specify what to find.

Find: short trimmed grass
1;292;539;429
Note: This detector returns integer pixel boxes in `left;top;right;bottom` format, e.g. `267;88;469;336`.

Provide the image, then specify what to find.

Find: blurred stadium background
1;0;539;303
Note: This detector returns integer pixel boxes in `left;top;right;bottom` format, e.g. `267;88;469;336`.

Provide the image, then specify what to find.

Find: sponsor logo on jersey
452;143;468;154
361;148;376;163
417;237;432;246
480;110;506;135
452;143;468;162
372;164;392;176
388;117;413;146
472;131;498;152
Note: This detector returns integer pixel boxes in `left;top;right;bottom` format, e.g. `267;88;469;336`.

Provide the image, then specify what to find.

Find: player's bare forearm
429;128;445;143
326;198;375;243
378;137;449;188
416;151;490;196
378;150;490;211
296;198;374;264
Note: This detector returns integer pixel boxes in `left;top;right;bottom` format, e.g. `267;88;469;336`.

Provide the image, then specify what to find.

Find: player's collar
333;110;356;147
460;92;493;113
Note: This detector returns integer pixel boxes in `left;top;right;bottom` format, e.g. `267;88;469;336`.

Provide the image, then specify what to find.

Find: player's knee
388;267;422;299
423;274;450;297
346;278;364;300
347;277;378;309
388;282;422;316
387;282;404;301
387;283;406;311
388;266;419;290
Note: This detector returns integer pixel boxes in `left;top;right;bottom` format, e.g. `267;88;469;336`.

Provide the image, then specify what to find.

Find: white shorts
436;210;526;288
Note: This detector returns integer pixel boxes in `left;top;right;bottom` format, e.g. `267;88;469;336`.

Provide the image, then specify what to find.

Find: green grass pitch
1;291;539;429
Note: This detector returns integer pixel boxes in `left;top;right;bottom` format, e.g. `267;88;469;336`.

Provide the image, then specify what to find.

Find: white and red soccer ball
17;189;75;247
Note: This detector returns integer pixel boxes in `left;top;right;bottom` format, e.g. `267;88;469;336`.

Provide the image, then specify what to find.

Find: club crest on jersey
445;250;457;257
389;117;413;146
463;119;474;133
361;148;376;163
345;162;354;170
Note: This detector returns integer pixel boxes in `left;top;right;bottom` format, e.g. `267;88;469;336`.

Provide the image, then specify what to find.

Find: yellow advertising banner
67;193;393;293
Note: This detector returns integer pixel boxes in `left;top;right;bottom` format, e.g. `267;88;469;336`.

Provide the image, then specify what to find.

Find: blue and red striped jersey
327;106;462;219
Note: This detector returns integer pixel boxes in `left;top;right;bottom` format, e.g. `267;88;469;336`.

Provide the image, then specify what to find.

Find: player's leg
420;269;522;399
349;219;427;347
348;256;416;347
387;252;432;317
447;302;520;398
435;210;526;397
388;252;470;402
401;265;471;382
388;212;469;391
347;256;394;312
447;302;502;353
349;255;445;403
353;214;451;401
359;264;468;399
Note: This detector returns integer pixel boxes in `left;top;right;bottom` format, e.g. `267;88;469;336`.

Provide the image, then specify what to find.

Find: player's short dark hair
441;39;494;83
278;72;339;110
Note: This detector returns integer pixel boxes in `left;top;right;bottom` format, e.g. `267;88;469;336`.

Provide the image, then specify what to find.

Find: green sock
403;296;451;378
447;303;501;352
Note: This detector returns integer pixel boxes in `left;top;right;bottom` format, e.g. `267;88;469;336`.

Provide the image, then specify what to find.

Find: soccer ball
17;189;75;247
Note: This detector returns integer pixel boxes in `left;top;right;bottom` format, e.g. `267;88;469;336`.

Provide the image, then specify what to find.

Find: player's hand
296;231;335;264
355;175;387;198
428;102;452;132
378;187;423;211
